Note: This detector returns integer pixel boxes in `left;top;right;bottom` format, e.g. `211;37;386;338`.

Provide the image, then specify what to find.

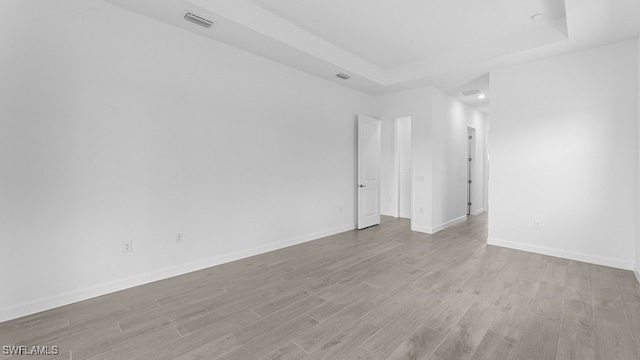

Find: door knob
359;184;366;188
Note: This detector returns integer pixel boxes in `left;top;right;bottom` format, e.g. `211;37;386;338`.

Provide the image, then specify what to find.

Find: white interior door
358;115;381;229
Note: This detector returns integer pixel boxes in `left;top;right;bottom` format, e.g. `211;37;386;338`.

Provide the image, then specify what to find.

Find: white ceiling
245;0;545;69
103;0;640;114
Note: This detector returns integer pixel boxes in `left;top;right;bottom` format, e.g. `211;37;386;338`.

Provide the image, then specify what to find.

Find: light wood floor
2;214;640;360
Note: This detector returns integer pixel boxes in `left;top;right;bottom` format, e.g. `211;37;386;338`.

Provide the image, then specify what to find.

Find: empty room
2;0;640;359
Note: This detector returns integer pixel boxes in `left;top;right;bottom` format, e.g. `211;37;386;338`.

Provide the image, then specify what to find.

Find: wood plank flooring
2;214;640;359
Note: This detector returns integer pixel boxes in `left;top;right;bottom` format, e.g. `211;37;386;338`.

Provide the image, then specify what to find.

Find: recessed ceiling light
478;94;486;99
530;13;545;22
460;89;482;97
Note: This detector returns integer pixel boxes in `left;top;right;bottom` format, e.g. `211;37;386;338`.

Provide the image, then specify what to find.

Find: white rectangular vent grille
184;11;215;28
335;73;351;80
460;89;483;97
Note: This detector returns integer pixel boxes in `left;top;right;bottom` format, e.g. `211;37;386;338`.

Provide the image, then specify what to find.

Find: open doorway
381;116;412;220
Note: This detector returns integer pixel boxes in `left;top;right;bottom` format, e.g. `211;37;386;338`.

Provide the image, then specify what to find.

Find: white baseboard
411;215;467;234
487;237;634;270
381;211;411;219
635;268;640;285
471;208;486;216
411;224;432;234
431;215;468;233
0;224;355;323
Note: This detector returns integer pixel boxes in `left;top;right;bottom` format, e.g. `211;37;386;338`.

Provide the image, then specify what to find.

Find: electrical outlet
122;240;132;253
534;220;542;229
176;233;183;243
419;207;424;214
339;206;343;214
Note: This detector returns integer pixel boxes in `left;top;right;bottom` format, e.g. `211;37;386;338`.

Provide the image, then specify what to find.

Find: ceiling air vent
460;89;483;97
184;11;215;28
335;73;351;80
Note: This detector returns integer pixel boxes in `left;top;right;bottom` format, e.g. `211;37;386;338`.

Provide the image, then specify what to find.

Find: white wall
380;119;398;216
380;116;412;218
489;40;638;270
484;118;491;214
472;113;488;215
0;0;379;321
637;36;640;279
397;117;412;218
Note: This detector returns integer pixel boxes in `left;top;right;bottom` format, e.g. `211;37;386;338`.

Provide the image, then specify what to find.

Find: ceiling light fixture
530;13;545;23
478;94;486;99
184;11;215;28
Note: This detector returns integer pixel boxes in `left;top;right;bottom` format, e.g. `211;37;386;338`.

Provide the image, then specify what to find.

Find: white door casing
358;115;381;229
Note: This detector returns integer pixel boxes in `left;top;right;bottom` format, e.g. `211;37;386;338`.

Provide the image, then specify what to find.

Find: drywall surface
637;36;640;280
397;116;412;218
380;116;412;218
489;40;638;269
0;0;378;321
379;88;434;232
380;119;398;216
484;118;491;214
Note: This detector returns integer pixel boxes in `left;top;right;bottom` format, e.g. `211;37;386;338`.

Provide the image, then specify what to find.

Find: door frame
467;127;476;216
379;114;413;222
